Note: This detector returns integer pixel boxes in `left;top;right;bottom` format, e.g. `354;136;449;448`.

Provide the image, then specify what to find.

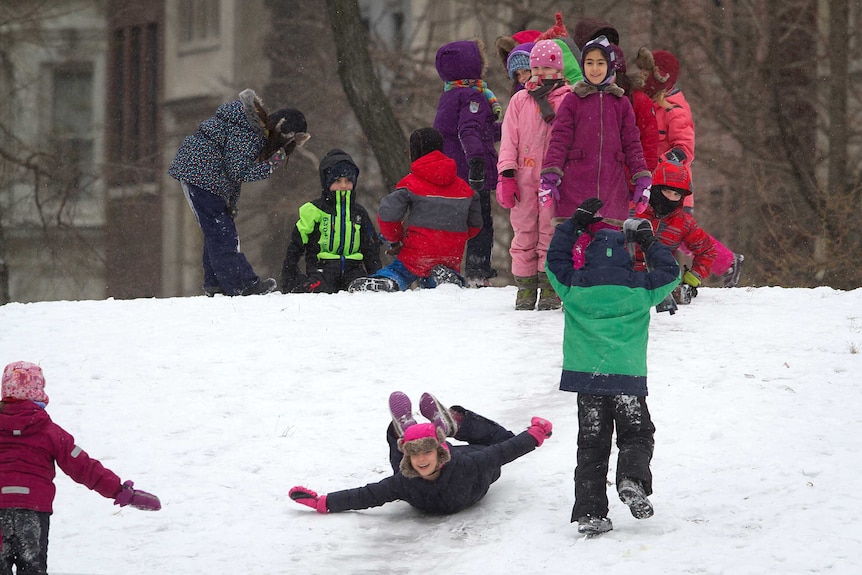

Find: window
51;66;95;201
107;21;159;184
179;0;220;48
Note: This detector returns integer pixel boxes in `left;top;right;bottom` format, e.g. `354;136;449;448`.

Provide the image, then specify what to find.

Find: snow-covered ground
1;285;860;574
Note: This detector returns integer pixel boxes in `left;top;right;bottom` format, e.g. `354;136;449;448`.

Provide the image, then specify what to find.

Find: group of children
166;17;741;306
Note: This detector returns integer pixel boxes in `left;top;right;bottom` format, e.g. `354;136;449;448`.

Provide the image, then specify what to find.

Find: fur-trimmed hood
572;80;624;98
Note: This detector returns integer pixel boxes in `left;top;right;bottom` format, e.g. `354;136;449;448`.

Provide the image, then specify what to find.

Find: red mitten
526;417;553;447
289;486;328;514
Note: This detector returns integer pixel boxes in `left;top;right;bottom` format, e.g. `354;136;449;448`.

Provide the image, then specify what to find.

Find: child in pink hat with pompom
0;361;161;574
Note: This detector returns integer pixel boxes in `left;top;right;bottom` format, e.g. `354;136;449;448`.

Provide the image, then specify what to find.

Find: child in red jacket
0;362;160;574
348;128;482;292
634;158;716;304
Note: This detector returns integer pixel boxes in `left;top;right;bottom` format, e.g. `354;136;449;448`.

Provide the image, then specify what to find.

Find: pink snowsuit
497;84;572;277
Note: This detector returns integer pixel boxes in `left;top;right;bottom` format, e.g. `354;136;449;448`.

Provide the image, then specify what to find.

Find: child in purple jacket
539;35;651;268
433;40;502;287
0;362;160;574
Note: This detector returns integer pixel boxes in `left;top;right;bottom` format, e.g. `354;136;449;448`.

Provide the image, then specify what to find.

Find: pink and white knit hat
2;361;48;404
530;40;564;72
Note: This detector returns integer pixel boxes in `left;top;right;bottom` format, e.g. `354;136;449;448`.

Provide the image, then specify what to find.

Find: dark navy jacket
325;432;536;515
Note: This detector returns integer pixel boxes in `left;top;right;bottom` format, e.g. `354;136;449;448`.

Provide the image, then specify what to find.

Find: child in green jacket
545;198;678;536
280;149;381;293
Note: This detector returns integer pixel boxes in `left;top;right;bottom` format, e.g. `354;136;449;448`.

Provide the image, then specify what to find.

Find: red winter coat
633;90;659;172
634;204;716;281
541;82;650;221
377;151;482;277
0;401;122;513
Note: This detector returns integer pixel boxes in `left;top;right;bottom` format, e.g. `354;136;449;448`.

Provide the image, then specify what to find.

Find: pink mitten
538;173;561;207
526;417;553;447
497;176;520;209
113;480;161;511
632;176;652;213
289;486;328;514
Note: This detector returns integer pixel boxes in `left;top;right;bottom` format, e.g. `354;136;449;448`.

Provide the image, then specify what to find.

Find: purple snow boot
419;392;458;437
389;391;417;437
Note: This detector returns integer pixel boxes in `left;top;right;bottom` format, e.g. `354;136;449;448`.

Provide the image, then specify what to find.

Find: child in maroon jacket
0;361;160;574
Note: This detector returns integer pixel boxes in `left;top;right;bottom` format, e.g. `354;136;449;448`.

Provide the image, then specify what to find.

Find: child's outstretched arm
114;480;161;511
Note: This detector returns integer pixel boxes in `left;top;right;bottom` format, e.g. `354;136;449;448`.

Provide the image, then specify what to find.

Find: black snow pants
0;508;50;575
572;393;656;521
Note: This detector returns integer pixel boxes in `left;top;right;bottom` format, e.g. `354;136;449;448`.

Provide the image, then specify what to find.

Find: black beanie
409;127;443;162
269;108;307;136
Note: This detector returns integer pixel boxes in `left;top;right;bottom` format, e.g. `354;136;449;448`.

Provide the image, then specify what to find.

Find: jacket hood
436;40;486;81
584;229;632;270
409;150;459;187
318;148;360;201
0;401;50;437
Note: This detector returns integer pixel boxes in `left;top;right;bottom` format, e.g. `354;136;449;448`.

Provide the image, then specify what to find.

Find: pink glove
113;480;161;511
268;148;287;171
526;417;553;447
633;176;652;214
538;173;561;207
497;176;520;209
289;486;328;514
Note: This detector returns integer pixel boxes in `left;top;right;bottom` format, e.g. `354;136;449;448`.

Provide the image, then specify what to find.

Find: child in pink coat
0;361;160;574
497;40;574;311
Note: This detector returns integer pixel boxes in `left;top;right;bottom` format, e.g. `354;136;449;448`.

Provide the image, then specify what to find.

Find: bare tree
648;0;862;288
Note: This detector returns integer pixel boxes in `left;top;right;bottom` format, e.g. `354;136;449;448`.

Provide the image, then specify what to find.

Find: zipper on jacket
597;91;604;200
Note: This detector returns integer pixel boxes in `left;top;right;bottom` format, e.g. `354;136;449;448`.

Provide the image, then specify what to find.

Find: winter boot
537;272;561;311
388;391;417;437
241;277;277;296
672;283;696;305
722;253;745;288
465;276;491;288
418;392;458;437
513;275;538;311
577;515;613;536
348;276;399;293
618;478;654;519
428;264;464;287
203;285;223;297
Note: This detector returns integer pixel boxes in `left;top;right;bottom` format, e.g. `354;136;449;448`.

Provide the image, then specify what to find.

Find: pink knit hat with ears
397;422;451;478
2;361;48;404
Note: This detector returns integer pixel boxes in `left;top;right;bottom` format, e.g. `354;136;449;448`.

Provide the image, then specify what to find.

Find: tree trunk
324;0;409;191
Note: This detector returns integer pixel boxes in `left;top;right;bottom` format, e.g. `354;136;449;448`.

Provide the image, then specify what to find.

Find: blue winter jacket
546;224;679;396
168;89;273;206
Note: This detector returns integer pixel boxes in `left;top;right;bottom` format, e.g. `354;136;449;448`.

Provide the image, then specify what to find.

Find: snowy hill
1;286;860;574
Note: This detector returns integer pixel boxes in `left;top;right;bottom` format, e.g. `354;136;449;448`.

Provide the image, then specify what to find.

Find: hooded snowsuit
497;81;572;277
433;40;501;279
280;149;381;293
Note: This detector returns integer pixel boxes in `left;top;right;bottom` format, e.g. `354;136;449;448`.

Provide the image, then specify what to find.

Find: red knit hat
2;361;48;404
639;48;680;97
